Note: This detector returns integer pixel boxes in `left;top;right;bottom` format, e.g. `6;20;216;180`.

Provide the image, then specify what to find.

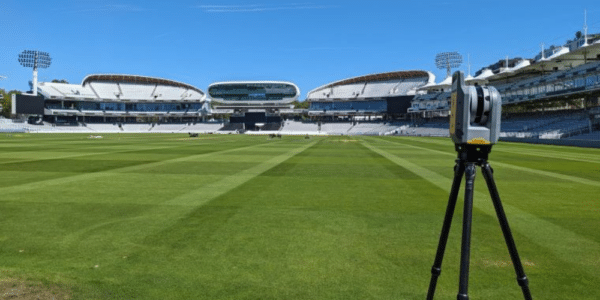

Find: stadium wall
500;137;600;148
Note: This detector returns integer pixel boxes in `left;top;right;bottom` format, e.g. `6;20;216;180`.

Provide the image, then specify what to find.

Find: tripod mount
426;144;532;300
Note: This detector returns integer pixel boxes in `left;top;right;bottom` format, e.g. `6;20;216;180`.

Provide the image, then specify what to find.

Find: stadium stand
4;26;597;143
566;131;600;140
403;33;600;143
320;122;354;135
208;81;301;131
280;121;319;133
259;123;282;131
32;74;209;125
218;123;244;132
307;71;431;118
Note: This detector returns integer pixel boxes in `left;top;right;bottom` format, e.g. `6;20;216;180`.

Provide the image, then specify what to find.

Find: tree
292;100;310;109
51;79;69;84
576;31;582;39
0;89;22;118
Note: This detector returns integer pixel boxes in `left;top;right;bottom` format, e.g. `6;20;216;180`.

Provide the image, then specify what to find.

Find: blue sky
1;0;599;99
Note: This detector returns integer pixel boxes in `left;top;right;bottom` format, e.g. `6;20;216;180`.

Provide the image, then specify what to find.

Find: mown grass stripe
59;140;318;251
0;144;182;166
0;135;247;166
372;137;600;188
494;148;600;164
165;140;317;206
361;139;600;274
0;140;281;197
398;136;600;163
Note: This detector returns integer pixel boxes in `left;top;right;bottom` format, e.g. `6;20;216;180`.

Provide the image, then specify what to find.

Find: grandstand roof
482;39;600;84
38;74;206;102
82;74;204;96
316;70;429;90
307;70;431;100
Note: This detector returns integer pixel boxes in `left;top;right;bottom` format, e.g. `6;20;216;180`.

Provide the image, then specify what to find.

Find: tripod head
450;71;501;146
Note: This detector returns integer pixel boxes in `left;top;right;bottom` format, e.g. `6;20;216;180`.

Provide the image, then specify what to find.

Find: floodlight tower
583;9;589;47
436;52;463;79
18;50;52;96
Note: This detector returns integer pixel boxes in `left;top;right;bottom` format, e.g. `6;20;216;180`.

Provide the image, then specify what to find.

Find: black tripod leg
427;161;466;300
481;163;533;300
457;163;477;300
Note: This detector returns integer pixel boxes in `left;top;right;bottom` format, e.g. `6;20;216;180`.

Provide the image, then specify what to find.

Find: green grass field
0;133;599;299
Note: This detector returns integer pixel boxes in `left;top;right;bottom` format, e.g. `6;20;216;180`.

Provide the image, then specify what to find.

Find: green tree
292;100;310;109
51;79;69;84
0;89;22;118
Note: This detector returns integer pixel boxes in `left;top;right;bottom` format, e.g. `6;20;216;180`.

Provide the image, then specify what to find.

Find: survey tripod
426;144;532;300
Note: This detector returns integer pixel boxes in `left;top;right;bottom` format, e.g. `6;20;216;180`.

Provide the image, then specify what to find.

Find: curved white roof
81;74;205;95
512;59;531;71
480;42;600;84
417;71;440;91
307;70;430;101
547;46;570;60
38;74;206;102
425;71;437;85
537;46;570;62
474;68;495;80
439;76;452;87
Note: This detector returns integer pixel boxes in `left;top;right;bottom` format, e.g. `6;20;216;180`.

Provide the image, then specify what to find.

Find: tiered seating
280;121;319;132
329;83;365;99
396;79;426;94
151;124;189;133
411;92;450;111
88;82;119;100
359;79;425;97
39;83;97;99
119;83;155;100
85;123;121;132
321;122;353;134
153;85;197;100
218;123;244;131
259;123;282;131
401;126;449;137
420;120;449;129
499;61;600;103
346;123;387;135
564;61;600;76
0;118;29;132
59;126;94;133
501;119;541;132
566;131;600;141
185;123;224;132
309;100;387;112
535;117;588;134
121;124;153;132
362;81;399;97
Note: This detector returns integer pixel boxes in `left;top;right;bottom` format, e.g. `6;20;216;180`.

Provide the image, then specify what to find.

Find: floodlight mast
18;50;52;96
436;52;463;79
583;9;589;47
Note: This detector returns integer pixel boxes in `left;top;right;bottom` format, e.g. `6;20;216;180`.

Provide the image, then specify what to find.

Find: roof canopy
82;74;204;95
318;70;429;90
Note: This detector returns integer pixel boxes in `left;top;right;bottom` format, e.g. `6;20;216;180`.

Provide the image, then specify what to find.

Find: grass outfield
0;133;599;299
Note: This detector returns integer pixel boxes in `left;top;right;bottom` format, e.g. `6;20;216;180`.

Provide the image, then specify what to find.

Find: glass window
586;76;596;87
209;83;297;101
